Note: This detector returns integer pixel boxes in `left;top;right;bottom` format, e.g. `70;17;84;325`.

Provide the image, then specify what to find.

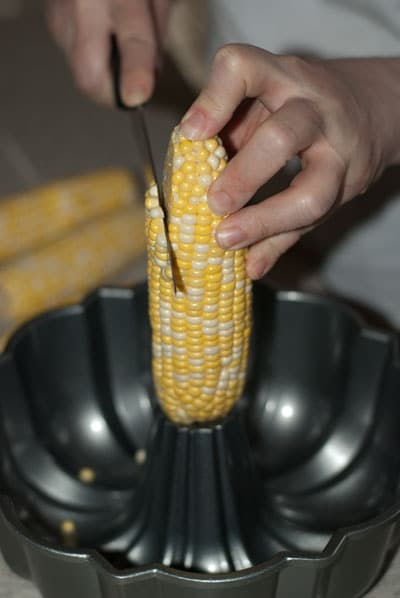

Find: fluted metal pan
0;281;399;598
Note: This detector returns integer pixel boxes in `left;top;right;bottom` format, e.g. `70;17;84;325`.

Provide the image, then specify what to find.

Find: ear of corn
0;169;135;262
145;128;252;425
0;171;146;349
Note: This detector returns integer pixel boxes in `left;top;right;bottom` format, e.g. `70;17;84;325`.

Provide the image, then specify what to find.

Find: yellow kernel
79;468;96;484
205;139;218;152
197;149;210;161
60;520;76;535
192;184;205;197
172;171;184;184
183;161;195;173
217;158;227;171
180;140;193;154
199;162;212;174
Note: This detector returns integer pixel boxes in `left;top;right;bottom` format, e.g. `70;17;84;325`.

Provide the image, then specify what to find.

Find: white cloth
206;0;400;326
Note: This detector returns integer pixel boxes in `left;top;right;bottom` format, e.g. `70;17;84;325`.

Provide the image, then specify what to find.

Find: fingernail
123;86;150;107
208;191;232;216
216;226;244;249
180;111;206;140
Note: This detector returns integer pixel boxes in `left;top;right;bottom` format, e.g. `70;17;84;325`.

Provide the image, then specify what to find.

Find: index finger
113;0;160;106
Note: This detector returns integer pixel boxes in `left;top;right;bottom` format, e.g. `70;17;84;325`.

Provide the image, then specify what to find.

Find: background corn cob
145;129;252;425
0;178;146;349
0;168;135;262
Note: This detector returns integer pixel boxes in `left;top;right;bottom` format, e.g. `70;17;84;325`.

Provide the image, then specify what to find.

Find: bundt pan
0;281;399;598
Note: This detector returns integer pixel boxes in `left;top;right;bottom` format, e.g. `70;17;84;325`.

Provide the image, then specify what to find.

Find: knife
110;36;177;293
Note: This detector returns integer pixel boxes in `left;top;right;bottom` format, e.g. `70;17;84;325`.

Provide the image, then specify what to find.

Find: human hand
180;45;400;279
46;0;171;106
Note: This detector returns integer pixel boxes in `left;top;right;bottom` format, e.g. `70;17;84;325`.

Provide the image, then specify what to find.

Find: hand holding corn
180;46;400;279
146;129;252;425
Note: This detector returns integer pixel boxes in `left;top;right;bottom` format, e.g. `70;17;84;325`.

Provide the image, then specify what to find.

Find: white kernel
156;233;167;248
198;174;212;188
203;387;215;395
187;287;204;297
180;224;195;234
179;233;194;244
150;207;164;219
208;155;219;170
174;373;188;382
217;379;229;391
160;307;171;317
219;321;234;332
208;257;223;265
229;366;240;375
190;196;199;204
236;280;245;289
172;310;184;319
221;356;231;366
195;243;209;254
172;330;186;340
173;156;184;169
174;347;186;355
220;368;230;380
222;272;235;283
146;196;159;209
188;358;203;366
187;316;202;324
191;373;204;380
204;304;218;313
170;215;180;225
205;318;218;327
215;146;226;158
204;346;219;356
149;185;158;197
223;258;234;269
153;346;162;358
163;346;173;357
161;325;171;336
154;256;168;268
182;214;196;224
220;328;233;337
204;326;218;336
192;260;207;270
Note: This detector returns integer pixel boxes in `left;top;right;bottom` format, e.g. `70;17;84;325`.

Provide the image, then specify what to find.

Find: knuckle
265;120;299;158
280;53;308;75
299;192;326;224
214;43;249;75
245;208;272;242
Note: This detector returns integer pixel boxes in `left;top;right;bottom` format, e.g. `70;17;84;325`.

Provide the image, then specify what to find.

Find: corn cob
0;169;135;262
0;202;145;349
145;128;252;425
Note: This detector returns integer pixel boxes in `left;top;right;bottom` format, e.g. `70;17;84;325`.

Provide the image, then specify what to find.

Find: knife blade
134;106;177;293
110;35;177;293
